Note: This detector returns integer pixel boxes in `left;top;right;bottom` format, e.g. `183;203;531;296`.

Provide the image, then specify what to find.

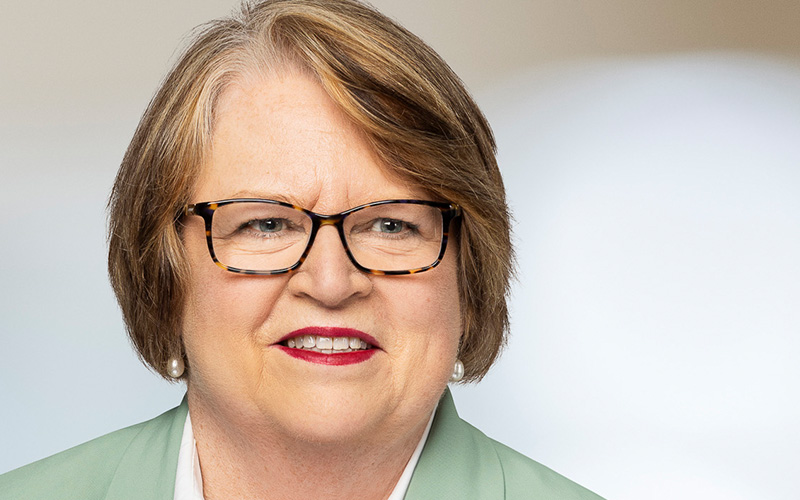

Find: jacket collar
104;396;188;500
405;389;505;499
103;389;502;499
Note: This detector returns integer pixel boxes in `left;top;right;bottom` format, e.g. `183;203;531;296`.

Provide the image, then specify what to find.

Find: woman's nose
286;225;372;307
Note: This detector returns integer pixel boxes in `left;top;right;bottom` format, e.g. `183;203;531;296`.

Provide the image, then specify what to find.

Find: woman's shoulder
406;389;605;499
0;402;187;500
482;430;604;499
0;423;148;500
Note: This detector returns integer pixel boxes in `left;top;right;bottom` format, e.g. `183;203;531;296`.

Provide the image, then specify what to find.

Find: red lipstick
276;327;379;366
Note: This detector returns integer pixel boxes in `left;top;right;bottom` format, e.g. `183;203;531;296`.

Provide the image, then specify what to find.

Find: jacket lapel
101;390;503;500
104;396;189;500
405;389;505;499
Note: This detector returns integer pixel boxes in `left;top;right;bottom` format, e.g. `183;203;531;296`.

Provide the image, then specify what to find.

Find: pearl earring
449;359;464;383
167;357;185;379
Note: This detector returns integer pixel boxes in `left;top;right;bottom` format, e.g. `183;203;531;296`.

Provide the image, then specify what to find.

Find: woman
0;1;602;498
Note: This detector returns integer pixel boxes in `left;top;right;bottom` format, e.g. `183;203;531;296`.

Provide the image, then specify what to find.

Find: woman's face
181;72;462;445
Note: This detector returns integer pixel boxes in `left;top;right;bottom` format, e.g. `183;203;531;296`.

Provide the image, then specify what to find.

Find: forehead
194;73;425;211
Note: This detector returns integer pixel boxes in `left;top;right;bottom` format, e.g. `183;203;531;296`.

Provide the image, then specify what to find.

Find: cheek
381;263;462;363
381;269;462;409
415;278;460;340
188;277;282;334
181;236;286;381
429;259;462;339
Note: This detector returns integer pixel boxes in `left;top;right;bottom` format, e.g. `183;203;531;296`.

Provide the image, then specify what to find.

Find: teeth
284;335;372;352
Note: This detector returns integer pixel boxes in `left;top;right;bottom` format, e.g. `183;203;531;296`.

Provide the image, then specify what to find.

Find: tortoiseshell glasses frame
184;198;462;276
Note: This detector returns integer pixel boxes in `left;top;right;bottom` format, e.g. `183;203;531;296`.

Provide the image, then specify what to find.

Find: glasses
184;199;462;275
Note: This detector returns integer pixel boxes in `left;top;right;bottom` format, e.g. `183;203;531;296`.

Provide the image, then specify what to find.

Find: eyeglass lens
209;202;445;273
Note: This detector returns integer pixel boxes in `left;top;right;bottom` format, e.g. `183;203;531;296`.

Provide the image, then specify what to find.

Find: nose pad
312;218;352;264
287;222;371;305
306;218;360;269
318;219;340;231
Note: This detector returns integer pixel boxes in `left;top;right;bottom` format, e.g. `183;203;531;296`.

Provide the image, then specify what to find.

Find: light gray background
2;2;799;499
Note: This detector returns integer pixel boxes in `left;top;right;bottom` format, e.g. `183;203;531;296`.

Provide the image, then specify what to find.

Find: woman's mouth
276;327;379;366
282;335;372;353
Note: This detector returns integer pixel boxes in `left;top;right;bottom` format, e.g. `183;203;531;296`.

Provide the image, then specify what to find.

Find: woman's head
178;72;464;441
108;0;513;385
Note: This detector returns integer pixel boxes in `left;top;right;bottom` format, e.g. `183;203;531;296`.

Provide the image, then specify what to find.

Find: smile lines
284;335;371;353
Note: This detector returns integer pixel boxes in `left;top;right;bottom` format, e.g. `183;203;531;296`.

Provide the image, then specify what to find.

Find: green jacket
0;390;603;499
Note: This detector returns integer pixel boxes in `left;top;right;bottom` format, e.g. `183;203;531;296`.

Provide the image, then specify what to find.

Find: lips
276;327;379;366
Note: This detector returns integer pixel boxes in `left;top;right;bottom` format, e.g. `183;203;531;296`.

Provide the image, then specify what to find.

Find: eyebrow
227;191;293;203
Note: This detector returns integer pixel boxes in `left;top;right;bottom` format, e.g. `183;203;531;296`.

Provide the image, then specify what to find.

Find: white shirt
174;410;435;500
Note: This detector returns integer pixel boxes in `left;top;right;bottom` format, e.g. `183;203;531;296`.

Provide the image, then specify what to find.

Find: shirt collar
173;407;436;500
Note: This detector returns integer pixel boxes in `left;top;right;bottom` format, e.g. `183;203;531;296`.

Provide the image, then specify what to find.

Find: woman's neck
188;396;430;500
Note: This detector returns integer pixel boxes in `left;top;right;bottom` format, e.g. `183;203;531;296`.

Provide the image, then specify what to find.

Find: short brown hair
108;0;513;382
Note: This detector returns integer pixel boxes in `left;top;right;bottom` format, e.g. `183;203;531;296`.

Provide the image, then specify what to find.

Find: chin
253;383;389;440
284;396;387;444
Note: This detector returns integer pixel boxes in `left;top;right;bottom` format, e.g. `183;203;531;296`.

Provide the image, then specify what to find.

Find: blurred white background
1;1;799;498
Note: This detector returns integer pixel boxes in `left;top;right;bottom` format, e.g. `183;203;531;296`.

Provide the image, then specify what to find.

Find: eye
245;218;285;233
371;218;406;234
